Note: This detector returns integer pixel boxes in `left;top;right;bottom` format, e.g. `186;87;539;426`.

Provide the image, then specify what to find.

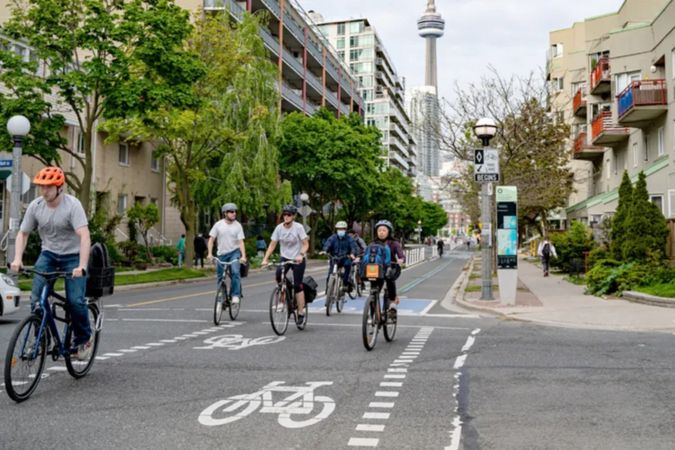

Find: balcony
591;111;629;146
572;131;604;161
281;83;304;112
259;28;279;57
324;57;339;83
306;37;322;64
281;46;303;77
617;79;667;126
339;102;351;116
590;57;610;95
204;0;245;18
325;90;339;108
305;70;323;96
283;12;304;43
260;0;280;19
572;88;586;117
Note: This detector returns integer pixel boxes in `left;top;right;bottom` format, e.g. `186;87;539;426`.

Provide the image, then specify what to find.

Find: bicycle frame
34;282;71;359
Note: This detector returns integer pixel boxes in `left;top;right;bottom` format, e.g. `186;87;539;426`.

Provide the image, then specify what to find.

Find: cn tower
417;0;445;89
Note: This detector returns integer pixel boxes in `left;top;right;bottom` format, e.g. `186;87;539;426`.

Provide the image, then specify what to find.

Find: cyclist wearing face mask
320;221;357;292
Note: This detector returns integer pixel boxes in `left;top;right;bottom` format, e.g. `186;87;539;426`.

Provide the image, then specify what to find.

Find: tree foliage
1;0;202;213
127;202;160;260
102;12;281;267
610;171;633;260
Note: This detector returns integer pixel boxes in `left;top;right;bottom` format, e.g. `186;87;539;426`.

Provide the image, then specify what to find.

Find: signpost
496;186;518;305
474;148;499;182
474;148;500;300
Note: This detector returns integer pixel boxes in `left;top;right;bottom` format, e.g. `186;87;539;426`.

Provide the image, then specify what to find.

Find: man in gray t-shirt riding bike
10;166;92;360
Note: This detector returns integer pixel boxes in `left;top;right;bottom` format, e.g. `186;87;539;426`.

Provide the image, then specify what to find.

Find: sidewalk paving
454;255;675;333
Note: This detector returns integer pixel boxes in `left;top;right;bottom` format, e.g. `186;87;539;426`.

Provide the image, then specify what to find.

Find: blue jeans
31;250;91;347
178;250;185;268
217;249;241;297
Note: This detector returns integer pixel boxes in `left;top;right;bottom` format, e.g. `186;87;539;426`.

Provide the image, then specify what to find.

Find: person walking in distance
176;234;186;268
436;239;444;257
194;233;207;268
537;237;558;277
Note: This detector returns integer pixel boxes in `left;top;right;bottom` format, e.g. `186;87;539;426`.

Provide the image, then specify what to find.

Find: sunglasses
226;210;236;214
282;212;294;217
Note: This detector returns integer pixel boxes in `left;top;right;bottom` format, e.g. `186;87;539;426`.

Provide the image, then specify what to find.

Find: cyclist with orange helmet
10;166;93;360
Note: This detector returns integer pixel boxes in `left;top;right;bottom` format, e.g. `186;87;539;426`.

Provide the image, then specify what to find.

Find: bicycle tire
362;294;379;351
383;305;397;342
270;287;289;336
4;314;47;402
336;277;344;313
65;303;101;379
296;300;308;331
347;269;357;300
213;283;226;325
228;293;240;321
355;274;363;297
325;276;335;316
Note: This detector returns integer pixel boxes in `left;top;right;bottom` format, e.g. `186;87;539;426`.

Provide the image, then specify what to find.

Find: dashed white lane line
119;349;137;353
363;412;390;419
384;374;405;379
348;438;379;447
356;424;385;432
387;368;407;373
146;343;165;347
374;391;399;397
380;382;403;388
160;339;177;343
103;353;123;357
446;328;482;450
132;346;151;350
369;402;395;408
95;356;109;360
48;366;67;371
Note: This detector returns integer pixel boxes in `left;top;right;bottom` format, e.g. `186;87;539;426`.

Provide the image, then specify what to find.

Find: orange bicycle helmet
33;166;65;187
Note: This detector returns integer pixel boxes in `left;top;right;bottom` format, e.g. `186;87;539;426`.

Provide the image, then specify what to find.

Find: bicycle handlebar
8;265;86;279
210;257;242;267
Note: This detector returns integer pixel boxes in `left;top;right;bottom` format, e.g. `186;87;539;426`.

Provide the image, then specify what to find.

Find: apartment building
312;14;417;176
547;0;675;249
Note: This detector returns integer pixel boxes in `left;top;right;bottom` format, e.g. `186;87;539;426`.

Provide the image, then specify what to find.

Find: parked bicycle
361;266;397;351
4;268;103;402
211;258;243;325
268;261;308;335
325;256;347;316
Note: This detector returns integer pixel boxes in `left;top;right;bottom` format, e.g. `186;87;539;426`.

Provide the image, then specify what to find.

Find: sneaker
231;296;240;305
296;314;305;325
75;340;93;361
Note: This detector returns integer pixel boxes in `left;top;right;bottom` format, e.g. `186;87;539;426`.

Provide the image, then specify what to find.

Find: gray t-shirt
20;194;88;255
271;222;308;260
209;219;245;255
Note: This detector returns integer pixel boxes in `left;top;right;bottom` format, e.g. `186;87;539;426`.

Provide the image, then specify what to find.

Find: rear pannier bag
303;276;318;303
86;242;115;298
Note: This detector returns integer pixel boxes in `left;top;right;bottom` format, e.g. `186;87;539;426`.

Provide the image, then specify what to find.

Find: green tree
103;13;280;268
622;171;669;261
610;171;633;260
279;108;383;244
1;0;203;213
127;203;160;261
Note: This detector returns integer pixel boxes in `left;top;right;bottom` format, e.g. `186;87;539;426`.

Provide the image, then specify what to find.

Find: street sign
302;223;311;234
474;148;499;182
298;205;312;218
6;172;31;195
0;160;12;168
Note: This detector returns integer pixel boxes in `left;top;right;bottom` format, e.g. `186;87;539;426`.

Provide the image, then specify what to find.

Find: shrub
151;245;178;266
586;253;675;295
550;221;595;273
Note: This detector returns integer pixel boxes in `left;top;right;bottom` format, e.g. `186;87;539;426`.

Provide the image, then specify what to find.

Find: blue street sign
0;160;12;168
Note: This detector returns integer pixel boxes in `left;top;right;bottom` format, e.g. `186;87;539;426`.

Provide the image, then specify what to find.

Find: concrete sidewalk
454;255;675;333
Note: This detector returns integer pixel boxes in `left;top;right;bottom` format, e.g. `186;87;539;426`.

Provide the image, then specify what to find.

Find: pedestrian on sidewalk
176;234;186;268
194;232;207;268
437;239;444;257
537;237;558;277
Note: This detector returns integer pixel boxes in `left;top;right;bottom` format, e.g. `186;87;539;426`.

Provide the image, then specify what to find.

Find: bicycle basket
302;276;318;303
364;263;383;280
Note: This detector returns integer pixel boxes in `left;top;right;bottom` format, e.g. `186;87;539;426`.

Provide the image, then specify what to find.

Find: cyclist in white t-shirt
262;204;309;325
207;203;247;304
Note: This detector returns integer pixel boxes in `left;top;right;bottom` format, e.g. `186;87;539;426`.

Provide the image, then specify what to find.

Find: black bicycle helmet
282;204;298;215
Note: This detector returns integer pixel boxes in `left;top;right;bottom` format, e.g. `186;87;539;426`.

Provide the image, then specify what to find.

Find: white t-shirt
271;222;308;260
20;194;88;255
209;220;245;256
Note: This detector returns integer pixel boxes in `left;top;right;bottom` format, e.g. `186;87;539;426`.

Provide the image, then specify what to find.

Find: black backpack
303;276;318;303
542;243;551;259
86;242;115;298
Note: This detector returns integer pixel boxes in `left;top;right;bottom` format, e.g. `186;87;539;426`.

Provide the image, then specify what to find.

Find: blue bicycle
4;268;102;402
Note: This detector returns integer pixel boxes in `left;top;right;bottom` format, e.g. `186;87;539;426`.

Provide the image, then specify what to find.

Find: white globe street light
7;115;31;137
473;118;497;146
6;115;31;280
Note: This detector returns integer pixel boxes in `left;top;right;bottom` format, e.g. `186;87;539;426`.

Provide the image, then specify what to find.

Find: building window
117;193;128;215
150;197;158;205
151;156;160;172
337;23;345;35
669;190;675;218
76;130;85;155
336;38;344;49
615;71;641;94
349;36;359;48
633;142;638;167
551;43;563;58
349;21;364;34
650;195;664;215
337;50;345;60
350;49;360;61
118;143;129;165
657;126;664;156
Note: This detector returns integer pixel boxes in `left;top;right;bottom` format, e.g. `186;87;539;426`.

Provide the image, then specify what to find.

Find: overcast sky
300;0;624;101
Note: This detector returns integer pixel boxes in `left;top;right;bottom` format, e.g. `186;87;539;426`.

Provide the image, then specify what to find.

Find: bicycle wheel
326;276;337;316
347;270;357;300
4;314;47;402
362;295;379;351
65;303;101;378
270;287;289;336
355;272;363;297
213;283;226;326
383;301;397;342
228;292;240;321
336;278;345;313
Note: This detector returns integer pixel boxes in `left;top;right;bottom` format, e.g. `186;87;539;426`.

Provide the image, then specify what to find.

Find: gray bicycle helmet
221;202;237;213
282;204;298;215
375;220;393;234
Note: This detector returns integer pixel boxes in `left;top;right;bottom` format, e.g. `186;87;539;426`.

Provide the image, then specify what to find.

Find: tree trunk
79;125;94;215
178;179;195;269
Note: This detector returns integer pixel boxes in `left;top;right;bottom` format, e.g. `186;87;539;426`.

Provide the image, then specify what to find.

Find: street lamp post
6;115;30;272
473;118;497;301
416;220;423;244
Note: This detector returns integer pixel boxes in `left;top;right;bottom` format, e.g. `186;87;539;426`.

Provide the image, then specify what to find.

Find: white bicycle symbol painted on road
193;334;285;350
199;381;335;428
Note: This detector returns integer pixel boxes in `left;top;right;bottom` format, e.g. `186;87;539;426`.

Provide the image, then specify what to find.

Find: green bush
151;245;178;265
550;221;595;273
586;253;675;295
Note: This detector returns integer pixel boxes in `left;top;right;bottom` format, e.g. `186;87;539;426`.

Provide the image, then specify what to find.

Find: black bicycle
211;258;243;325
361;267;397;351
350;260;363;298
4;268;102;402
268;261;308;335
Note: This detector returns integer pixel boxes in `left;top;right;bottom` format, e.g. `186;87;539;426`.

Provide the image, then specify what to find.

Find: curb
622;290;675;308
443;255;507;317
